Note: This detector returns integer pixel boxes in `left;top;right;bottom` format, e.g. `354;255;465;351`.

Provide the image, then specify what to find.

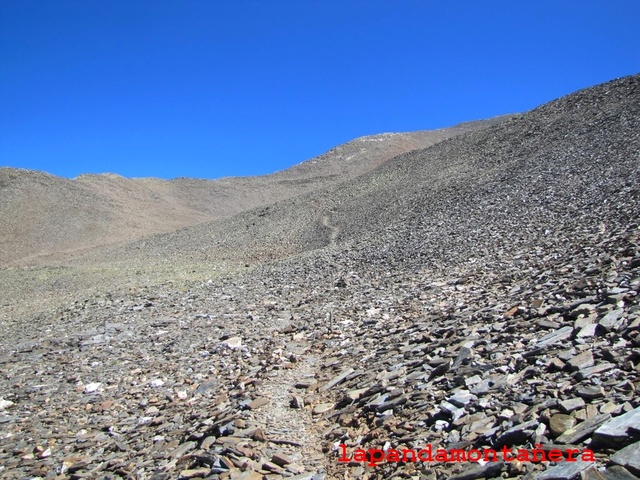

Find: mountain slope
86;74;639;275
0;118;508;267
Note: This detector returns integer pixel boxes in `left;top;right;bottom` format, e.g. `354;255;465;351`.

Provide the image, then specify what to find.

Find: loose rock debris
1;222;639;479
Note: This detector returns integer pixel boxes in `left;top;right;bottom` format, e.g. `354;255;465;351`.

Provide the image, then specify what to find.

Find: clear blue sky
1;1;638;180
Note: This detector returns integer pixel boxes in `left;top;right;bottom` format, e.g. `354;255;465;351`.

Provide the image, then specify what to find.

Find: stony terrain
0;74;639;480
0;118;505;267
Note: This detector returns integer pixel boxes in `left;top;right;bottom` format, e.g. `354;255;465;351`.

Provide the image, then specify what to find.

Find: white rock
38;447;52;458
83;382;101;394
222;336;242;349
0;399;14;410
499;408;515;420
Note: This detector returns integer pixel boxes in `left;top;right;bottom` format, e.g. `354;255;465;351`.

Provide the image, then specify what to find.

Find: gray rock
320;368;354;391
593;407;640;447
559;398;586;413
448;390;477;407
493;419;538;448
535;460;594;479
556;414;612;445
576;323;598;338
575;386;605;400
449;461;505;480
536;326;574;349
575;363;616;381
601;466;640;479
610;441;640;475
440;400;466;421
567;350;594;371
599;309;625;331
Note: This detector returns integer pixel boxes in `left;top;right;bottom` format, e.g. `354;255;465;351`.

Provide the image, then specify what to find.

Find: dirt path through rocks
250;340;327;477
321;215;340;246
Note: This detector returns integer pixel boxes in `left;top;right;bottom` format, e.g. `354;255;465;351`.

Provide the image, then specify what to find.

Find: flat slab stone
536;326;573;348
550;413;576;437
375;394;408;412
610;440;640;474
593;407;640;447
440;400;465;421
493;419;538;448
575;363;616;381
599;309;624;331
556;413;611;445
602;466;640;479
448;390;477;407
575;386;605;400
535;460;594;479
449;461;504;480
312;403;334;415
222;336;243;349
559;398;586;413
180;468;212;479
576;323;598;338
320;368;354;392
580;466;607;480
246;397;269;410
566;350;594;371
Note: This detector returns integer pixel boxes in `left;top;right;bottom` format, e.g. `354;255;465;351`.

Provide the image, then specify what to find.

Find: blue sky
1;1;638;180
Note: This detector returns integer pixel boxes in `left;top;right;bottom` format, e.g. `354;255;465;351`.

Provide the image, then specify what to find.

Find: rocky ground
1;75;639;479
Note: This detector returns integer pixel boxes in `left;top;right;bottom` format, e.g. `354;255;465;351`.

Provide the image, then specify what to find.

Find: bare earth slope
84;74;639;274
0;118;506;267
0;75;639;480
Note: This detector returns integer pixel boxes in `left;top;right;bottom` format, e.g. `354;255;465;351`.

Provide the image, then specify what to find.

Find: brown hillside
0;118;509;266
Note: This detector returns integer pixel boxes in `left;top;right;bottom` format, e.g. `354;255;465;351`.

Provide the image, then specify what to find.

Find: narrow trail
321;215;341;246
250;340;327;477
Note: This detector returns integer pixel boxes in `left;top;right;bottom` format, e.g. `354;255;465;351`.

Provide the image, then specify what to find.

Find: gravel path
321;215;341;246
251;346;326;471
